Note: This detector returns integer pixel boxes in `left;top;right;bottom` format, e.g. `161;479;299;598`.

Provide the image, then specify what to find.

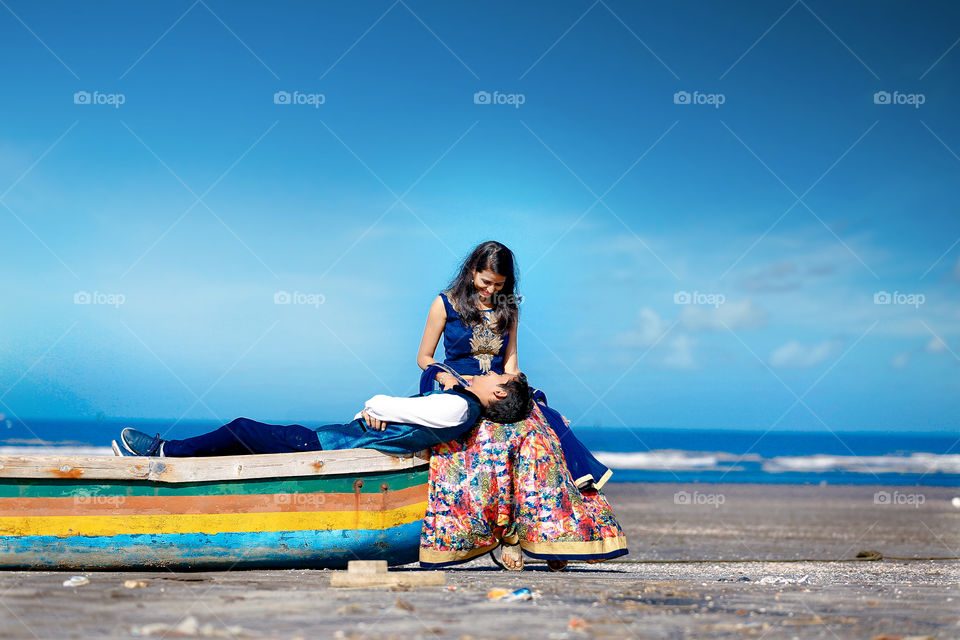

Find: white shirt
352;393;472;429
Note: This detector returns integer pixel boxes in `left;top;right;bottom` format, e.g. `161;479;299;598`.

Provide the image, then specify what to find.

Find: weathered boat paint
0;451;429;570
0;525;424;569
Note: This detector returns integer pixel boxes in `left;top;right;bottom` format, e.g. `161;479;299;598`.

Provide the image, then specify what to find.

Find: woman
417;242;611;488
416;239;519;380
416;241;628;570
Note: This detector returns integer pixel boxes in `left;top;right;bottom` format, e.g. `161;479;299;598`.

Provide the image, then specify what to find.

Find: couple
116;241;627;571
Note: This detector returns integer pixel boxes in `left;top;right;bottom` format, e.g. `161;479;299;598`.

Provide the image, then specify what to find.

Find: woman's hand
438;373;458;390
361;410;386;431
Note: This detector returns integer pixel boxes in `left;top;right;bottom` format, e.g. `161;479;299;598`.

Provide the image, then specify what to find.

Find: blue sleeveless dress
438;292;508;375
422;292;612;489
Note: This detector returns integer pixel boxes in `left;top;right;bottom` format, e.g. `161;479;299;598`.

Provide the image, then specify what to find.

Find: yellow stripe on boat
0;501;427;537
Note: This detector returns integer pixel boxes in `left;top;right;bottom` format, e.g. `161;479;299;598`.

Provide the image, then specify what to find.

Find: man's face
471;371;518;405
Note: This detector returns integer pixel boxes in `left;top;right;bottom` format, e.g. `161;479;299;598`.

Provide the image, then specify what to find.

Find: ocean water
578;427;959;487
1;418;957;487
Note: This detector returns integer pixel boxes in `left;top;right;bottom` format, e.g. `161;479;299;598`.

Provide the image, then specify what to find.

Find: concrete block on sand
330;560;446;588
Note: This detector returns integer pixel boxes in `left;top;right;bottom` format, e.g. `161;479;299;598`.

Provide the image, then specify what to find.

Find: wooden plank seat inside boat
0;449;430;570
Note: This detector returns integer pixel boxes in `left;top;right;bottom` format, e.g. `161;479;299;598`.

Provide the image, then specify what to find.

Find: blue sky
1;1;958;434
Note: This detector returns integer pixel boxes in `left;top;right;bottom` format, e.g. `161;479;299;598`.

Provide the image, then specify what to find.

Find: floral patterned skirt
419;402;628;567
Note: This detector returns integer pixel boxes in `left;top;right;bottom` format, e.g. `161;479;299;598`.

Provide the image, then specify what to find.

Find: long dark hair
445;241;519;334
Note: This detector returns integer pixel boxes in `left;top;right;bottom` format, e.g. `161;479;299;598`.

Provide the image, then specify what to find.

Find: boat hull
0;459;429;570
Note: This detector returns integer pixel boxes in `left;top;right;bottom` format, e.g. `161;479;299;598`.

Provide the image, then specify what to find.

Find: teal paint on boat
0;522;423;570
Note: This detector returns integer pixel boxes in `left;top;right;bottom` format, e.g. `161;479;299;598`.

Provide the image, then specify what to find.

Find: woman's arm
503;318;519;374
417;295;447;375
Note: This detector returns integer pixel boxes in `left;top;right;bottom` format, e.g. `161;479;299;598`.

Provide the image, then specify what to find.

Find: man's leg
312;418;369;452
163;418;322;457
312;418;467;454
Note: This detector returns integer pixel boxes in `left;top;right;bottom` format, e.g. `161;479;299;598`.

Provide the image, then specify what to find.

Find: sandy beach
1;482;957;639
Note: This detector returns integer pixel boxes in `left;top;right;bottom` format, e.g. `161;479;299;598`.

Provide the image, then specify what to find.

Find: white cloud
664;334;697;369
679;298;766;331
926;336;948;354
611;308;696;368
615;307;668;348
769;340;839;368
890;336;951;369
891;351;911;368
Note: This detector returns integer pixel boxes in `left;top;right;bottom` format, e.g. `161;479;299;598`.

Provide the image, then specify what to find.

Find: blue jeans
163;415;475;457
163;418;323;457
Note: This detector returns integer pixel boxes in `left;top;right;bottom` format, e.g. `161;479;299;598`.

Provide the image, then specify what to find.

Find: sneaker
111;440;133;457
120;428;166;457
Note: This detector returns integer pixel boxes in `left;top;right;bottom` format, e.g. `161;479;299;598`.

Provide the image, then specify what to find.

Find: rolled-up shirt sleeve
357;394;470;429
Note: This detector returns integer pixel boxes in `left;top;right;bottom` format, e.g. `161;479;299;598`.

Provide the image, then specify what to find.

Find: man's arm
357;393;470;430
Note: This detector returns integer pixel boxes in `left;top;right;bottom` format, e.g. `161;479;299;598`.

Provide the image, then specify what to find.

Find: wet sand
1;483;957;639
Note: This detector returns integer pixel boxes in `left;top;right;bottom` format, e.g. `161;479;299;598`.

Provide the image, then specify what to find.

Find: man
114;371;532;457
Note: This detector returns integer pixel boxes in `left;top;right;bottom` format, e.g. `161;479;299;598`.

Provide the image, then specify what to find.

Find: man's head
470;371;533;424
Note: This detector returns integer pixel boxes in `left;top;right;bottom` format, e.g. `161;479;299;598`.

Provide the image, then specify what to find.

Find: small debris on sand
394;598;416;612
759;574;810;585
62;576;89;587
569;617;588;630
130;616;249;637
486;587;532;601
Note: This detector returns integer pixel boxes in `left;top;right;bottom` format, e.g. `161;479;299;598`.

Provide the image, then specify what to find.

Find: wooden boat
0;448;430;570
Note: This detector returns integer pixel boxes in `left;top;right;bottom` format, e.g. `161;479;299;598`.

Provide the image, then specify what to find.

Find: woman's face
473;269;506;301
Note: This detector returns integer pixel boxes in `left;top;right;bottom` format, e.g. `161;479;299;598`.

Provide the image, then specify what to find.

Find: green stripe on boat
0;469;426;498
